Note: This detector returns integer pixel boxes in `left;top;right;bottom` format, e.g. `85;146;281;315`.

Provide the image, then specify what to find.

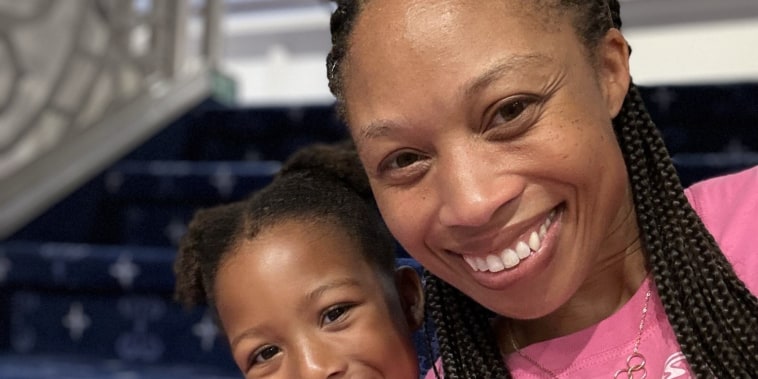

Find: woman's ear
597;28;631;119
394;266;425;331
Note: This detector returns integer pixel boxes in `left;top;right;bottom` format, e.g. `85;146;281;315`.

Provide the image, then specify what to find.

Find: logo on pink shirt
662;352;692;378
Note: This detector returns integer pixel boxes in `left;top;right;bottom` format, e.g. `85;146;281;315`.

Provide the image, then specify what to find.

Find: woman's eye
250;345;281;366
376;149;430;183
495;99;529;123
390;152;422;169
322;304;352;325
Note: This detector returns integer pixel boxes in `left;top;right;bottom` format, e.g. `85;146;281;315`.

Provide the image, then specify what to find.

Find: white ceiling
221;0;758;27
217;0;758;59
209;0;758;104
620;0;758;27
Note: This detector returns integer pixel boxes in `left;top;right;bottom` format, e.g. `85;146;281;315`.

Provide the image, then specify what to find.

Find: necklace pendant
613;352;647;379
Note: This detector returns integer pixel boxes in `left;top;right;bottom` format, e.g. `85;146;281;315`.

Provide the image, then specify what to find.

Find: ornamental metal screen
0;0;222;237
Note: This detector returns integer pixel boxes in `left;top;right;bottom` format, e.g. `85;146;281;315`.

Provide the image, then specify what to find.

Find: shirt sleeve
684;165;758;293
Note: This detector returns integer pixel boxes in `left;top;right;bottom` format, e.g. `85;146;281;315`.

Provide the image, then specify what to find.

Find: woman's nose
436;149;522;228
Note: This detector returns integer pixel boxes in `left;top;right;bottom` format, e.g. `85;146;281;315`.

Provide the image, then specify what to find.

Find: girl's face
343;0;635;319
215;220;421;379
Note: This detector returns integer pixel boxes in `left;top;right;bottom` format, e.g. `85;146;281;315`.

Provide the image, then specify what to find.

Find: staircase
0;83;757;378
0;99;354;378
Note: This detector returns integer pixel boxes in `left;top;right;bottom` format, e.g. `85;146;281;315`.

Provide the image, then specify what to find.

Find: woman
326;0;758;377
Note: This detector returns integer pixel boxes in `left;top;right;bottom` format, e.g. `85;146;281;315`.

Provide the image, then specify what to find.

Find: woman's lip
460;205;563;290
452;205;561;257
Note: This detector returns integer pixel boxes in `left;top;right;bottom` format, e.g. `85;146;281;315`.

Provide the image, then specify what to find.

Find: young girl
174;142;425;378
326;0;758;378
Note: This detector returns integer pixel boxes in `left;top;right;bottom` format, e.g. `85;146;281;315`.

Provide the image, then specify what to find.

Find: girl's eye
322;304;353;325
250;345;281;366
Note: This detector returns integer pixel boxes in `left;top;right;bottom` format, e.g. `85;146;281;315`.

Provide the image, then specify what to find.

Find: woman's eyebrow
356;54;552;142
463;53;553;98
358;119;401;141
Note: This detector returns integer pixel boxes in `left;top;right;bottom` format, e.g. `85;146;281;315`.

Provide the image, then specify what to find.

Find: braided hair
174;141;397;309
326;1;758;377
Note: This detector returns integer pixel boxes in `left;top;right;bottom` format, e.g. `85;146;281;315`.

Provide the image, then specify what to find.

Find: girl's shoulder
684;165;758;291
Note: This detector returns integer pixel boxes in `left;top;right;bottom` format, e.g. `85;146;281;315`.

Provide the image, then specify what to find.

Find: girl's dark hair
327;0;758;377
174;140;396;308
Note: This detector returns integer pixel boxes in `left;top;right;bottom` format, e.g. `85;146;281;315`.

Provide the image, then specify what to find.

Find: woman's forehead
343;0;579;114
353;0;564;33
348;0;571;68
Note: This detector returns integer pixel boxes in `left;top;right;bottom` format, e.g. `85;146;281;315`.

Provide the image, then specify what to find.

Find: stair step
0;353;239;379
2;290;236;371
104;160;282;202
0;242;175;293
187;106;348;161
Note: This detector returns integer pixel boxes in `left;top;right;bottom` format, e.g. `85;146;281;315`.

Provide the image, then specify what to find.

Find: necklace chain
508;289;653;379
508;326;558;378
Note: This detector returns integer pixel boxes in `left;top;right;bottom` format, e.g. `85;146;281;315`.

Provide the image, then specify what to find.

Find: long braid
615;83;758;377
606;0;758;375
426;275;510;379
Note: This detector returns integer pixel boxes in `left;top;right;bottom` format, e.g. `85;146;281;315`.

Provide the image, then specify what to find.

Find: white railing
0;0;224;238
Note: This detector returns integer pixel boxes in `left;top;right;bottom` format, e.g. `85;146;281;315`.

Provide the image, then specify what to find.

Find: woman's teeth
463;210;556;273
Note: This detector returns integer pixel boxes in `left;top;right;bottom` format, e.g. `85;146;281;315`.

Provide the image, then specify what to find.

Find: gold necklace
507;323;558;378
507;289;653;379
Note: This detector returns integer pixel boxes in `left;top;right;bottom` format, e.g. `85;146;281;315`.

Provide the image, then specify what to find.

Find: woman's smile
445;205;563;290
459;207;559;273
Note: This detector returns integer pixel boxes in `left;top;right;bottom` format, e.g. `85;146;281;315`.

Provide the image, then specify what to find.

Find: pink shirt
425;166;758;379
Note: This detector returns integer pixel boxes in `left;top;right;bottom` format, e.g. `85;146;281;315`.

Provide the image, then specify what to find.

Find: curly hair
326;0;758;377
173;140;397;310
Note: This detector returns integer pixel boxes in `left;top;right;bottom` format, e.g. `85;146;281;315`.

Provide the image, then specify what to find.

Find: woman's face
342;0;633;319
215;220;420;379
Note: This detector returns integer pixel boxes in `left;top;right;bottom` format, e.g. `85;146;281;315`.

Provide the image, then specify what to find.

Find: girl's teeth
539;224;547;238
515;241;531;259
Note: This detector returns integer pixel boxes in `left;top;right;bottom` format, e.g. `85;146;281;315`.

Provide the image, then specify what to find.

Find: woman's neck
496;197;649;351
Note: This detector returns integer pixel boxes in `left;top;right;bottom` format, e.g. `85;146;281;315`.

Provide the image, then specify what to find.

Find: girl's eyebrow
302;278;362;307
231;325;266;349
229;278;362;349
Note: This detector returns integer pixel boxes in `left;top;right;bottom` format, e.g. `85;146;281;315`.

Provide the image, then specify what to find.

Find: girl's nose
295;338;347;379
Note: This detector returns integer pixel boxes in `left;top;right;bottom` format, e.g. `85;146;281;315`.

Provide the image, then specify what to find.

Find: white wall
625;19;758;85
214;4;758;106
216;6;334;105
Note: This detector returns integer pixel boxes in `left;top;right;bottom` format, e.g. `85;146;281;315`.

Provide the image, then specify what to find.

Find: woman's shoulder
685;165;758;204
684;165;758;290
684;165;758;233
